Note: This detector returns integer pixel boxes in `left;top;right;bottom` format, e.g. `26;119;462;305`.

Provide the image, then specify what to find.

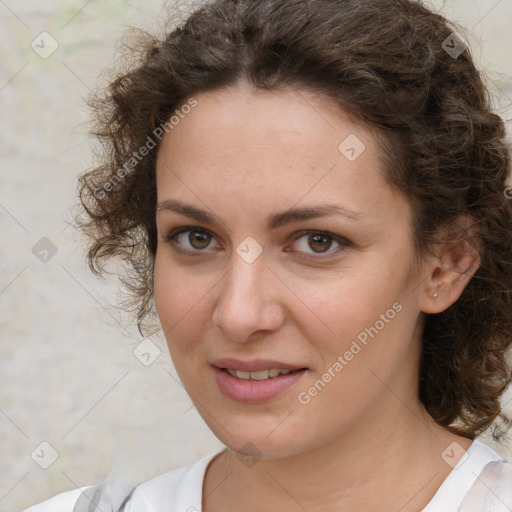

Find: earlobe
419;217;481;314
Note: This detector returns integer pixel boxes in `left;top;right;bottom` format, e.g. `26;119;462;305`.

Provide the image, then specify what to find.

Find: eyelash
164;226;351;259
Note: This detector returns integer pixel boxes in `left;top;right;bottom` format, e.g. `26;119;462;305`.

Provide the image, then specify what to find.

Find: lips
211;358;308;403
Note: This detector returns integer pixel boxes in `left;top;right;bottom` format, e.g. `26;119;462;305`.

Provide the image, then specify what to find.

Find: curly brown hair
78;0;512;439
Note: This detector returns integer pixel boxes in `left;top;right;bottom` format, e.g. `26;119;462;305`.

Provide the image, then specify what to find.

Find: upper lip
212;358;306;372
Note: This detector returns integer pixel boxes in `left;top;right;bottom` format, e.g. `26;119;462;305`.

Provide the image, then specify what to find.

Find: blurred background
0;1;511;510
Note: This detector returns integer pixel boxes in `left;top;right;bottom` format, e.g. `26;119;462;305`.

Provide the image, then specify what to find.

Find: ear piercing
434;290;439;299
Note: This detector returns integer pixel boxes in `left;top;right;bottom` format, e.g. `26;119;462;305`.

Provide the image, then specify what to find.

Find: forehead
159;84;379;160
189;84;349;130
155;84;404;226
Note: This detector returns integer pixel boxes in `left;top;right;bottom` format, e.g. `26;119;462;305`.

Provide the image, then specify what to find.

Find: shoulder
459;456;512;511
21;450;222;512
126;449;222;510
423;439;512;512
21;488;85;512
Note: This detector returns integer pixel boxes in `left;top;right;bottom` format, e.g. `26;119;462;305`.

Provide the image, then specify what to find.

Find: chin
198;410;315;461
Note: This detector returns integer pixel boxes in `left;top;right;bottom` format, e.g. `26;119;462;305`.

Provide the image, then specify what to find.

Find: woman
25;0;512;510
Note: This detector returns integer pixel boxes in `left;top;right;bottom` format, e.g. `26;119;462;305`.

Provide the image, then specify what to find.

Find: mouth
222;367;304;380
212;357;307;373
211;359;308;403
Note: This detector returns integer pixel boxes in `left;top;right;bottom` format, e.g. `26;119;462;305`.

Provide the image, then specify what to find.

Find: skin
153;81;479;512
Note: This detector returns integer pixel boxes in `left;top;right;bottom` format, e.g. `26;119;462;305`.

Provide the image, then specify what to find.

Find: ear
419;215;481;314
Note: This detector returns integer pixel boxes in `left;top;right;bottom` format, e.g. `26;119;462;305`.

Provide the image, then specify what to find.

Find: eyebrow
156;199;363;230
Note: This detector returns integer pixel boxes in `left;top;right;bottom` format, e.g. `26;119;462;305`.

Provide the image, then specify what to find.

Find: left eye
289;231;345;255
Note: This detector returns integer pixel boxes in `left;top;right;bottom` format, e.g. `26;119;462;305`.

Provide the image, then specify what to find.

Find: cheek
297;262;416;370
153;256;215;352
296;266;399;334
153;256;176;326
154;256;192;345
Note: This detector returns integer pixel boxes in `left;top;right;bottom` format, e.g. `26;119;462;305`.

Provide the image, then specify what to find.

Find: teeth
250;370;269;381
226;368;293;380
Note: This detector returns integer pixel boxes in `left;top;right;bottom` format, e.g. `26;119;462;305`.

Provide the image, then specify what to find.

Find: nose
211;253;285;343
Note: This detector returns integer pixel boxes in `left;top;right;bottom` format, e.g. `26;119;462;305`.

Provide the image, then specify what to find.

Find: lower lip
212;366;307;404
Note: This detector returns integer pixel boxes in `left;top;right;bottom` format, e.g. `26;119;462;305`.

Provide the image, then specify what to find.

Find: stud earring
434;290;438;299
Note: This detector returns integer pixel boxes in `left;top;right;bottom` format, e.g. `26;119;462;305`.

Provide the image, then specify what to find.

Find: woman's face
154;83;429;459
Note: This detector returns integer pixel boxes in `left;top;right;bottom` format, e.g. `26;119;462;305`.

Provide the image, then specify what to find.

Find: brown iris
189;229;211;249
308;233;332;253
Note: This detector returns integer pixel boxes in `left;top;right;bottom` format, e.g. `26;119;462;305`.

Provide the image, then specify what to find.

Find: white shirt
23;440;512;511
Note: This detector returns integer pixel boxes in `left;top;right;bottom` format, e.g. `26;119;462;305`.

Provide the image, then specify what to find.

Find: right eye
165;226;222;254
